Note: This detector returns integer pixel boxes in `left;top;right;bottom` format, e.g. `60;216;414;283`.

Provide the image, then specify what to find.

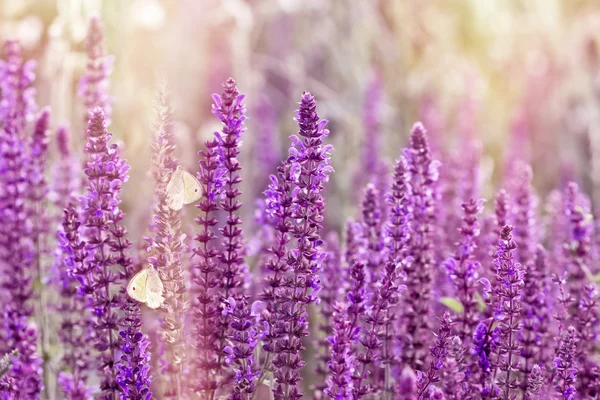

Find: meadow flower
444;198;484;342
191;135;226;396
271;92;333;400
0;112;42;397
78;15;113;123
76;109;130;398
324;302;355;400
145;87;188;397
400;122;440;371
56;202;93;399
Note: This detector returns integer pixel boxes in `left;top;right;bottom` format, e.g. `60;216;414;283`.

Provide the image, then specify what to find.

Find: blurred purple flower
78;16;113;125
324;302;355;400
400;122;440;371
444;198;484;342
0;40;36;130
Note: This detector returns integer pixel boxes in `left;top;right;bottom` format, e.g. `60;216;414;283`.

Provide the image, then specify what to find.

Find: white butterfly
126;267;165;309
165;166;202;211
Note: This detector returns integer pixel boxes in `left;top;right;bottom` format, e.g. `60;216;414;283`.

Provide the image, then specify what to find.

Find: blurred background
2;0;600;233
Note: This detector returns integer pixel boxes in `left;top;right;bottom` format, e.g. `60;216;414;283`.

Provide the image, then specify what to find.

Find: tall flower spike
492;225;524;399
381;155;412;397
56;203;93;400
191;135;226;396
553;326;578;400
27;108;52;395
0;40;37;130
444;198;484;343
145;87;188;398
76;109;128;397
360;184;384;296
212;78;249;390
519;245;551;395
260;160;296;375
222;297;261;398
0;112;42;397
78;15;113;124
563;182;592;307
400;122;440;371
313;233;344;399
271;92;333;400
353;198;408;398
416;312;453;398
324;302;355;400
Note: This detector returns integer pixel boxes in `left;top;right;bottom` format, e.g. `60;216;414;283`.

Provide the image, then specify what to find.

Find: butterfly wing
182;170;202;205
127;269;148;303
145;268;165;309
165;167;185;211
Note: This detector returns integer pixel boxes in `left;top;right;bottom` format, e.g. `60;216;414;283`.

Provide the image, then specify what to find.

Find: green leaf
439;297;464;313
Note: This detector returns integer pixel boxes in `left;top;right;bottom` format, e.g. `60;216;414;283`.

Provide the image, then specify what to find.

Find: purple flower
76;109;129;398
56;203;93;399
78;15;113;124
145;88;187;396
0;40;37;130
400;122;440;371
0;108;42;397
563;182;593;305
416;312;453;399
352;185;408;398
491;225;524;399
212;78;250;392
360;184;384;297
324;303;355;400
191;136;224;395
222;297;261;397
441;336;467;400
519;245;551;394
444;198;484;342
260;161;296;355
116;297;152;400
553;326;578;400
270;92;333;400
314;233;344;398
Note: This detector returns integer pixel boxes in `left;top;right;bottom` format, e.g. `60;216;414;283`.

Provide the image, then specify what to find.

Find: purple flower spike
519;245;551;394
224;297;261;397
400;122;440;371
212;78;249;391
416;312;453;399
314;233;344;398
270;92;333;400
360;184;384;296
444;198;484;342
78;15;113;124
56;203;93;399
75;109;144;398
0;40;37;130
324;303;355;400
553;326;578;400
192;136;225;395
0;107;42;397
117;298;153;400
491;225;524;399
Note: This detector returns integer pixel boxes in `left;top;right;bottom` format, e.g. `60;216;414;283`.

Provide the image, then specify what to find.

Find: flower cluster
3;14;600;400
